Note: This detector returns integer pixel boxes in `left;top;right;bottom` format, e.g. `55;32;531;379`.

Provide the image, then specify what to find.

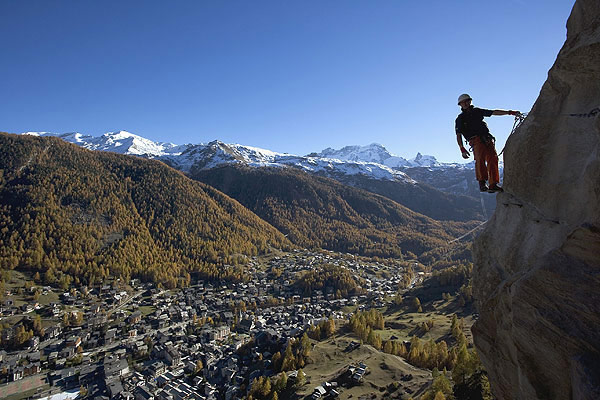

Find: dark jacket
455;106;493;141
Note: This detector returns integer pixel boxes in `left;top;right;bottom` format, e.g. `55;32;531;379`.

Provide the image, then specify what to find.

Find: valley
1;249;483;400
1;132;487;400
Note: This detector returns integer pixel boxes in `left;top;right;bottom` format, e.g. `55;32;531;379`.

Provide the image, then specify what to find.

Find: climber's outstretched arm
492;109;520;116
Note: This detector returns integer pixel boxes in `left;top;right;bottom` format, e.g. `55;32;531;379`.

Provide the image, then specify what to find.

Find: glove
461;148;470;159
509;110;521;116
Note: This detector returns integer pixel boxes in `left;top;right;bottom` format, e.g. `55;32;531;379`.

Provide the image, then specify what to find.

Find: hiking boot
479;181;489;192
488;184;504;193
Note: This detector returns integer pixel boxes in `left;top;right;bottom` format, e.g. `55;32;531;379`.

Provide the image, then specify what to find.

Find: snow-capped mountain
21;130;498;219
310;143;443;168
23;131;418;183
23;131;186;156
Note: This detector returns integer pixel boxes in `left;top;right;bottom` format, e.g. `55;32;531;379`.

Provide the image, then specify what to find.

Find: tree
260;377;272;398
452;344;478;385
300;333;311;357
281;343;296;371
62;313;70;327
413;297;423;313
274;372;288;393
394;293;403;306
384;340;393;354
451;314;461;338
434;391;446;400
32;314;44;336
296;369;306;388
195;360;203;374
324;318;336;338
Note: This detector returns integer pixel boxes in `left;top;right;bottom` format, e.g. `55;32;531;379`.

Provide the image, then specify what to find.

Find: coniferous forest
192;165;477;259
0;132;478;289
0;133;291;288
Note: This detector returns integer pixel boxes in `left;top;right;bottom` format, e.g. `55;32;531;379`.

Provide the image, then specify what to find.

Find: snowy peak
95;130;182;156
23;131;93;144
311;143;395;165
408;152;439;167
311;144;441;168
19;131;457;185
26;130;183;157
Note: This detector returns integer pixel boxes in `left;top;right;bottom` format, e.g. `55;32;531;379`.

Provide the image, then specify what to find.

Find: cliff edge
472;1;600;399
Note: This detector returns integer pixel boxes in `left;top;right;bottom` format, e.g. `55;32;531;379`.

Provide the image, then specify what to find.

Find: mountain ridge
22;130;496;222
0;132;291;287
23;130;465;175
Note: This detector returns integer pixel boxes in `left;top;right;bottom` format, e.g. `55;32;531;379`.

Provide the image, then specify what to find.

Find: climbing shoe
479;181;489;192
488;184;504;193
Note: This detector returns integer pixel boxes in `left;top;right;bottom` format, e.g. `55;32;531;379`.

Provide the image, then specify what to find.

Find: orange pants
469;136;500;186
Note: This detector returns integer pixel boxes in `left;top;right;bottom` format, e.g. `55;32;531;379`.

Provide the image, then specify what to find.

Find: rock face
472;1;600;399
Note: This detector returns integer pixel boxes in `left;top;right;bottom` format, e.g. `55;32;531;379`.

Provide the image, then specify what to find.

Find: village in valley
0;249;457;400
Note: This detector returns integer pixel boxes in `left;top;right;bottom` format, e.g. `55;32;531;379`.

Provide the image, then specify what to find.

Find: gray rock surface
472;0;600;399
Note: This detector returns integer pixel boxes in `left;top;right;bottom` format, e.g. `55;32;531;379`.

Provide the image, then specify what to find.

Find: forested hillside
327;173;486;222
0;133;291;288
192;165;477;259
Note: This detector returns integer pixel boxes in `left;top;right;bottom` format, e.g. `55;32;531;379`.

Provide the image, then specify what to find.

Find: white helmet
457;93;472;105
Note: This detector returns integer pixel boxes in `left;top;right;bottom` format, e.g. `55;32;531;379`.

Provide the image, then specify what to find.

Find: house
23;362;41;376
164;346;181;367
28;336;40;349
12;367;24;381
311;385;327;399
90;303;101;313
59;346;76;359
107;379;124;398
225;385;238;400
50;367;80;388
66;335;82;348
104;357;130;379
128;311;142;325
147;361;166;378
105;328;117;344
45;325;62;339
215;325;230;340
238;318;254;333
134;385;154;400
119;392;134;400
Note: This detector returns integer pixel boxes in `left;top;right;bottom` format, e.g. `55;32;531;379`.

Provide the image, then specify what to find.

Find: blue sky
1;1;574;162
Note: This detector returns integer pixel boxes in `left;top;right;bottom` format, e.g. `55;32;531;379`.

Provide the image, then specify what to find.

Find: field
0;270;60;330
0;374;49;400
379;299;475;344
3;270;60;307
299;335;431;399
297;296;476;399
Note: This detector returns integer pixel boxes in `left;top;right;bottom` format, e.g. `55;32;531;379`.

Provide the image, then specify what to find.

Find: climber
455;94;520;193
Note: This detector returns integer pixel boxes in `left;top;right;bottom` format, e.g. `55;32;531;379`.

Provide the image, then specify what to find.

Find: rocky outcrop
472;1;600;399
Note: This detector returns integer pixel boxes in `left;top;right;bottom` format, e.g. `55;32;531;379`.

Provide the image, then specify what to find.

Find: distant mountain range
0;133;478;287
22;130;499;220
22;130;464;178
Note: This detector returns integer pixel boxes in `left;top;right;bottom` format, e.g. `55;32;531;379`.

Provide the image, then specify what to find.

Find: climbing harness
498;112;528;156
436;107;597;254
